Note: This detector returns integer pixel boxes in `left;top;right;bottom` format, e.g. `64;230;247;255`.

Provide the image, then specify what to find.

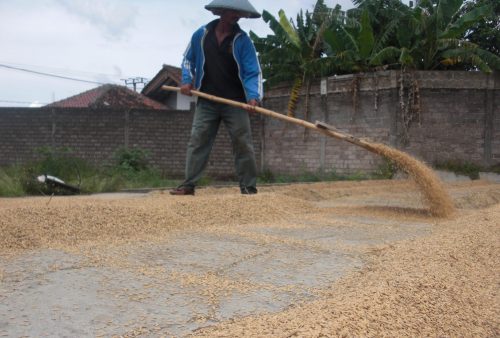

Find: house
141;64;195;110
46;84;167;109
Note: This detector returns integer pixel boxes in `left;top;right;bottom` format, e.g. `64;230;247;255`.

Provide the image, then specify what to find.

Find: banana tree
373;0;500;72
349;0;410;47
251;0;340;117
460;0;500;57
322;8;399;73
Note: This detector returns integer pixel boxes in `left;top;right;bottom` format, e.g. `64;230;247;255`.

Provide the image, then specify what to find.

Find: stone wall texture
0;71;498;178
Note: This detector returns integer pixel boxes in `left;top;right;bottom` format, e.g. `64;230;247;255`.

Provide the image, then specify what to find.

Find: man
170;0;263;196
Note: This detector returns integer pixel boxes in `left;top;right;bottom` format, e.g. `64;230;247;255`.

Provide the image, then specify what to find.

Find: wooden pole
161;85;377;152
161;85;455;217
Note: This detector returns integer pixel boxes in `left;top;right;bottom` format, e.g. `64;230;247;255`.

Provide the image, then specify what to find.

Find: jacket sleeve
181;38;195;85
238;35;263;102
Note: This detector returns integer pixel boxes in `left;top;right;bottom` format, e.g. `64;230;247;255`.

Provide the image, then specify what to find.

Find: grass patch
0;147;178;197
0;166;25;197
488;163;500;174
257;167;386;185
434;160;482;179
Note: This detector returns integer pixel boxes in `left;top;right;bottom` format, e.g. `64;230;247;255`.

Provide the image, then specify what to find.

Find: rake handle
161;85;375;151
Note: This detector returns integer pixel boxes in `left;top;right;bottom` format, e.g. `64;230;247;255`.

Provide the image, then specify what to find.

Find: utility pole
122;77;148;92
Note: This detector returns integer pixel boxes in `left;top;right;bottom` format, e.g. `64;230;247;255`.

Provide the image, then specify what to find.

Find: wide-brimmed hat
205;0;261;19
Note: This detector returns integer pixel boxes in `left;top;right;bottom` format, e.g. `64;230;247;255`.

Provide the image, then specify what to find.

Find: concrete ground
0;177;499;337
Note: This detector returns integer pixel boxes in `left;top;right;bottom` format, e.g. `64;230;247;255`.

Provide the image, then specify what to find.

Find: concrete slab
0;212;433;337
479;172;500;183
435;170;472;182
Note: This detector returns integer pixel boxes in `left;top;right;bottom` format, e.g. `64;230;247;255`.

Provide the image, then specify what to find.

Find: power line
0;99;48;105
0;63;108;85
0;60;123;79
0;100;48;107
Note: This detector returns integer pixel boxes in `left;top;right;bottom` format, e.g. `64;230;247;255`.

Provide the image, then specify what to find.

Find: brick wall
263;70;499;175
402;71;499;166
263;80;398;175
0;71;498;177
0;106;262;179
0;109;53;165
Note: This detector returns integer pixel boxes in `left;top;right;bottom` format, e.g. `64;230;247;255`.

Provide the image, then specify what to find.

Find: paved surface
0;209;431;337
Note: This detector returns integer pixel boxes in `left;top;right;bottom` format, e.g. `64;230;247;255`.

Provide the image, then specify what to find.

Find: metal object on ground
37;174;80;194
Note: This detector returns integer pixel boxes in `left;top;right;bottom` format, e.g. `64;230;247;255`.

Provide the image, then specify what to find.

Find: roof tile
46;84;168;109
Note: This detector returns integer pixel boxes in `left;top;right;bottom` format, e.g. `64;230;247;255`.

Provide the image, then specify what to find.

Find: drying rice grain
369;143;455;217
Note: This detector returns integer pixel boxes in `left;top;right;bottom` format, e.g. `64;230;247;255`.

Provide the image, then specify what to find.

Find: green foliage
350;0;410;45
258;168;329;184
372;159;398;179
345;171;369;181
258;168;374;184
278;9;301;48
460;0;500;57
251;0;341;115
0;167;24;197
488;163;500;174
31;146;86;180
192;176;213;187
98;147;175;191
82;174;125;193
258;168;276;183
113;147;150;172
254;0;499;82
435;160;482;179
20;147;86;195
323;8;397;73
0;146;177;197
363;0;499;72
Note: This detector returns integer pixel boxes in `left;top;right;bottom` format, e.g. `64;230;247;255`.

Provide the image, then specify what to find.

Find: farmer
170;0;263;196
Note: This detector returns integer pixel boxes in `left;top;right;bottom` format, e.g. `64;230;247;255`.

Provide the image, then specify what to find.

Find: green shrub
373;159;398;179
0;146;178;196
113;147;150;172
81;174;125;193
258;169;345;184
258;169;275;183
0;167;24;197
489;163;500;174
345;171;368;181
19;147;87;195
435;160;482;179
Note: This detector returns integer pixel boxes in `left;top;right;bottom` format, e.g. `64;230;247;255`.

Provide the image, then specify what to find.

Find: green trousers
181;98;257;190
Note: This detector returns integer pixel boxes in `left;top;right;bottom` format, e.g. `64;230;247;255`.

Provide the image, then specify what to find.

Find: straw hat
205;0;261;18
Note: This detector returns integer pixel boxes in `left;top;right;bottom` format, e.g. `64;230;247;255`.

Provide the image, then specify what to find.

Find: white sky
0;0;355;107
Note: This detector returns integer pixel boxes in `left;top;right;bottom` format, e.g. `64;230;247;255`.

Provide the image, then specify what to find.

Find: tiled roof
46;84;168;109
141;64;182;97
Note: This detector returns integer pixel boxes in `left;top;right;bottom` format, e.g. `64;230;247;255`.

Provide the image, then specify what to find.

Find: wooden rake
161;85;454;217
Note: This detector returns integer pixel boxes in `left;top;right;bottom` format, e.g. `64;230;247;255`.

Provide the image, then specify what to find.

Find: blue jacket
181;20;263;102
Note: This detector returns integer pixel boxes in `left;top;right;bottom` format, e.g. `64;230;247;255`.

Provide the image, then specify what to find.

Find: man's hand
245;99;259;113
180;84;193;96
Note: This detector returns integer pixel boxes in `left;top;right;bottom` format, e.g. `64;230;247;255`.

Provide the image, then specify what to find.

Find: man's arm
181;38;195;95
238;35;263;103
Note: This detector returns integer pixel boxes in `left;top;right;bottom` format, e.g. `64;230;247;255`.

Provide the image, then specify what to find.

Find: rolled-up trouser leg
181;99;220;188
222;104;257;190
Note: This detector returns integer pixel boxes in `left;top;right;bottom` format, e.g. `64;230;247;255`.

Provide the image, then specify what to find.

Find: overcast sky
0;0;356;107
